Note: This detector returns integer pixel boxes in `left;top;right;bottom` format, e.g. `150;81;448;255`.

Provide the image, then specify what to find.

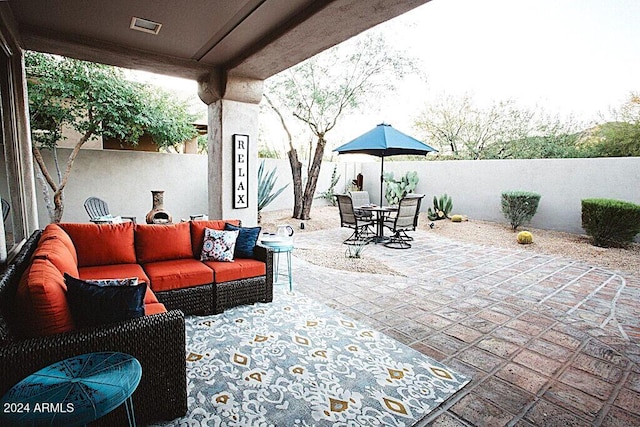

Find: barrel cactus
517;231;533;244
451;214;463;222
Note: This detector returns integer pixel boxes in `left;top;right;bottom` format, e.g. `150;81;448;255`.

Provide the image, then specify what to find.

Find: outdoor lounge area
1;0;639;425
4;202;638;426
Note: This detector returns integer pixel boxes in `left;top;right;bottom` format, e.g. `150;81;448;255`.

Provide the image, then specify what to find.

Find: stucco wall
360;157;640;239
22;151;640;243
34;149;209;225
30;151;342;226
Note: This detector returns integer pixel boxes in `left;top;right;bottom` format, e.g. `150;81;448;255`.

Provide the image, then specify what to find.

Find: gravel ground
260;206;640;275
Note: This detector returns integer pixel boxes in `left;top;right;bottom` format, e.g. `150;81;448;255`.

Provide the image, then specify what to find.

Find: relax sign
233;134;249;209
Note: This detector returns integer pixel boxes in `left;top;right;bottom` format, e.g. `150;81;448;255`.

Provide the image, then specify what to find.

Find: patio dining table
359;205;397;243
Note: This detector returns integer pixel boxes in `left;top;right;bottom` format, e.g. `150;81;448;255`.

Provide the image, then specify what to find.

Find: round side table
260;241;294;291
1;352;142;427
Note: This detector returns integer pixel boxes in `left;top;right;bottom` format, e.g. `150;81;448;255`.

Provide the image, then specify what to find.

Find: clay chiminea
145;190;173;224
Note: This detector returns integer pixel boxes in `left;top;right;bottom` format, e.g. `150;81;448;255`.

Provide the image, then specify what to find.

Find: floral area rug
152;291;469;426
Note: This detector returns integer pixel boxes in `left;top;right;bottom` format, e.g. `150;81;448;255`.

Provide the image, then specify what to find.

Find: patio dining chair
84;197;137;223
401;193;424;241
348;190;373;219
383;195;422;249
335;194;375;245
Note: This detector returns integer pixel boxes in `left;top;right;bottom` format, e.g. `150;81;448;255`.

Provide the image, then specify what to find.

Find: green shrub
581;198;640;247
501;191;541;230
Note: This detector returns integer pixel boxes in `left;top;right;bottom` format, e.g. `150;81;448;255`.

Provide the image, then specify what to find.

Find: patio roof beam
19;27;214;82
228;0;432;80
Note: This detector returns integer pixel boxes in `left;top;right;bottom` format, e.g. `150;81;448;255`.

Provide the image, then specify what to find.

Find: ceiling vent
130;17;162;35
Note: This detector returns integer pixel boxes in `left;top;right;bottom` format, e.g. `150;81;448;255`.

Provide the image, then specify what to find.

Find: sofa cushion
59;222;136;267
203;258;266;283
200;229;238;262
65;274;146;328
78;263;151;285
16;258;75;337
190;219;240;257
32;237;79;277
145;302;168;316
143;259;214;292
41;224;78;265
224;223;261;259
135;222;192;264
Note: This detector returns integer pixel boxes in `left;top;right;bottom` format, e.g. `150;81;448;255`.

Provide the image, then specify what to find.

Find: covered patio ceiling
6;0;431;82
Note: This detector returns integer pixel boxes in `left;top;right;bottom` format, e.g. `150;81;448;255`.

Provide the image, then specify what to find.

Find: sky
132;0;640;145
378;0;640;128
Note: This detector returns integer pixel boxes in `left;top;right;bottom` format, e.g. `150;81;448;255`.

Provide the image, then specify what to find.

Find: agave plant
258;160;289;223
345;239;367;259
427;193;453;220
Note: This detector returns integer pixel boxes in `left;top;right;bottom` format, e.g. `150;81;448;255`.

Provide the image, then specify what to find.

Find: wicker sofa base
156;283;215;315
155;245;274;316
214;276;274;314
156;275;273;316
0;310;187;426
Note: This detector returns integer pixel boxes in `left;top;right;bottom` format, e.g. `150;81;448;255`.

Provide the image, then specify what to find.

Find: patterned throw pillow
84;277;139;287
200;228;239;262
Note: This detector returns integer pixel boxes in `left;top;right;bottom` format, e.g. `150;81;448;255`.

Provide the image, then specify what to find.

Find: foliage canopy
26;52;197;150
581;93;640;157
414;92;640;160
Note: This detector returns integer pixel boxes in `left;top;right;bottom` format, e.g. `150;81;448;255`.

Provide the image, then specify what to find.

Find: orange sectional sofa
17;220;273;338
0;220;274;425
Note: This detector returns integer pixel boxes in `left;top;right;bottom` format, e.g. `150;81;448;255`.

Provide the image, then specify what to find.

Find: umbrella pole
380;157;384;206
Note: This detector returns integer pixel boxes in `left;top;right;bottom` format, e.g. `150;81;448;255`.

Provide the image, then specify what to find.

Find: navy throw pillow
64;273;146;328
224;223;261;259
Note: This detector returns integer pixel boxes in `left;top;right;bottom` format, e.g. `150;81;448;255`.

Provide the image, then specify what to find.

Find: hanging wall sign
233;134;249;209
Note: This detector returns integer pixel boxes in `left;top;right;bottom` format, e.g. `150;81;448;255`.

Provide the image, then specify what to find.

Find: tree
264;33;415;220
26;52;197;222
584;92;640;157
484;112;586;159
415;93;584;159
413;94;473;156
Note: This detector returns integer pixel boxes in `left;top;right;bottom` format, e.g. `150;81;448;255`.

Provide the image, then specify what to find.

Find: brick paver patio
288;228;640;426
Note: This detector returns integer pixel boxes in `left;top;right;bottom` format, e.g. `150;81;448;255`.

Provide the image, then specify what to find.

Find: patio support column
199;73;263;226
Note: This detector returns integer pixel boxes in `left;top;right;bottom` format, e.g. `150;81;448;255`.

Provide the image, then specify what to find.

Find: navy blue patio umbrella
333;123;438;205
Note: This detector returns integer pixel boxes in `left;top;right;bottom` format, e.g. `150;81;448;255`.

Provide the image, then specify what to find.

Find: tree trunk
52;190;64;223
298;135;326;220
32;129;93;223
265;94;305;220
288;148;304;218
